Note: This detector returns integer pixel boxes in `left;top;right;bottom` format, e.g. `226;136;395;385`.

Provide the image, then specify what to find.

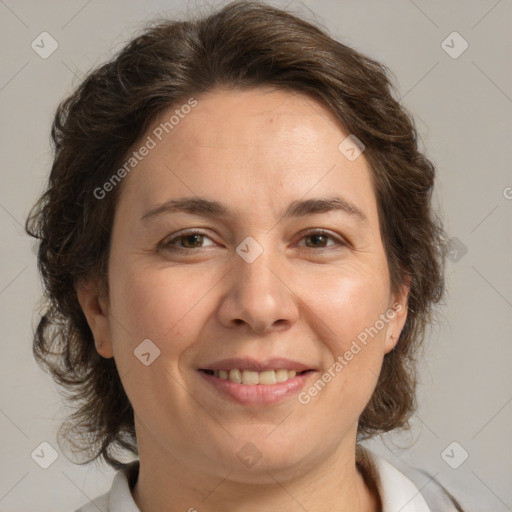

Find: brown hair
25;0;446;470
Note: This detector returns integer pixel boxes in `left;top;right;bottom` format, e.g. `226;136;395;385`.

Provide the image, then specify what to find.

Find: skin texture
78;87;409;512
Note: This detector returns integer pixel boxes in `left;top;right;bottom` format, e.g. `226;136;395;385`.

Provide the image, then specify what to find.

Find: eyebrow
141;196;368;224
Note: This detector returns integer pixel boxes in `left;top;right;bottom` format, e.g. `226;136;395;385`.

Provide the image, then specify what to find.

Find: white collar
76;453;435;512
371;454;432;511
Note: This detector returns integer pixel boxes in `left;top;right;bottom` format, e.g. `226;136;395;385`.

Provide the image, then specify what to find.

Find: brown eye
304;233;329;248
180;233;205;248
298;230;345;249
162;231;215;251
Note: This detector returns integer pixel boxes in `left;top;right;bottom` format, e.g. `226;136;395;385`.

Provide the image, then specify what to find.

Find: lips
198;357;315;401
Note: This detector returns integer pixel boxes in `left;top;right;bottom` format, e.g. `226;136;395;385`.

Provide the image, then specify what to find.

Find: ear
76;280;114;359
384;276;410;354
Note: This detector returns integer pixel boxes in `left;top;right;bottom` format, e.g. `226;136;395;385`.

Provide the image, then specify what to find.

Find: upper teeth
213;369;299;385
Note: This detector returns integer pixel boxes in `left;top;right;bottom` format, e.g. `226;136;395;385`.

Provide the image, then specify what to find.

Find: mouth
197;358;316;405
199;368;313;385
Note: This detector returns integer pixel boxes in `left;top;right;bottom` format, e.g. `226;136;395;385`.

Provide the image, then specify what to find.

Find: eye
296;230;346;249
161;230;216;251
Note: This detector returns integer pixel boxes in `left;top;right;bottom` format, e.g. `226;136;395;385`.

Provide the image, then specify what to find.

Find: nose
216;244;300;335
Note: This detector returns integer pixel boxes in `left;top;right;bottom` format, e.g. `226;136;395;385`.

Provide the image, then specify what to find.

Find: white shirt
74;452;461;512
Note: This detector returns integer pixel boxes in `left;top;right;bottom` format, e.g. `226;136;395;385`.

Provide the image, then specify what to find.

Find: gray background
0;0;511;510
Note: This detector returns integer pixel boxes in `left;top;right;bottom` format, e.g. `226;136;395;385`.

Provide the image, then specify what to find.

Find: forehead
158;87;347;165
116;87;376;224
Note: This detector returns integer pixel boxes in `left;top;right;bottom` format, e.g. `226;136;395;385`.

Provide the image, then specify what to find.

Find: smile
199;368;315;405
201;368;310;385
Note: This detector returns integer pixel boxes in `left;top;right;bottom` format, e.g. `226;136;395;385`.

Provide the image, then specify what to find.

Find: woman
25;1;463;510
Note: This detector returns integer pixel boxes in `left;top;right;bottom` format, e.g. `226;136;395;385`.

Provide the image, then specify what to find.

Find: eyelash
161;229;347;253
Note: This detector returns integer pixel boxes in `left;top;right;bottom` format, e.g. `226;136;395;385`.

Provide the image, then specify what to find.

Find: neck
131;426;380;512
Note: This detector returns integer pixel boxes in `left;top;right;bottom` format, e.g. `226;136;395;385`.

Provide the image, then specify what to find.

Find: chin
206;433;321;482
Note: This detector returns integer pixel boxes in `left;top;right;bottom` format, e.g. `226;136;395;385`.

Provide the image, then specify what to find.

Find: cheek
303;261;391;347
106;263;212;426
298;263;390;408
108;261;217;357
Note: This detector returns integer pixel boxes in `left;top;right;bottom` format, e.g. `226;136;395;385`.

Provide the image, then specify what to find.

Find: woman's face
81;87;408;480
